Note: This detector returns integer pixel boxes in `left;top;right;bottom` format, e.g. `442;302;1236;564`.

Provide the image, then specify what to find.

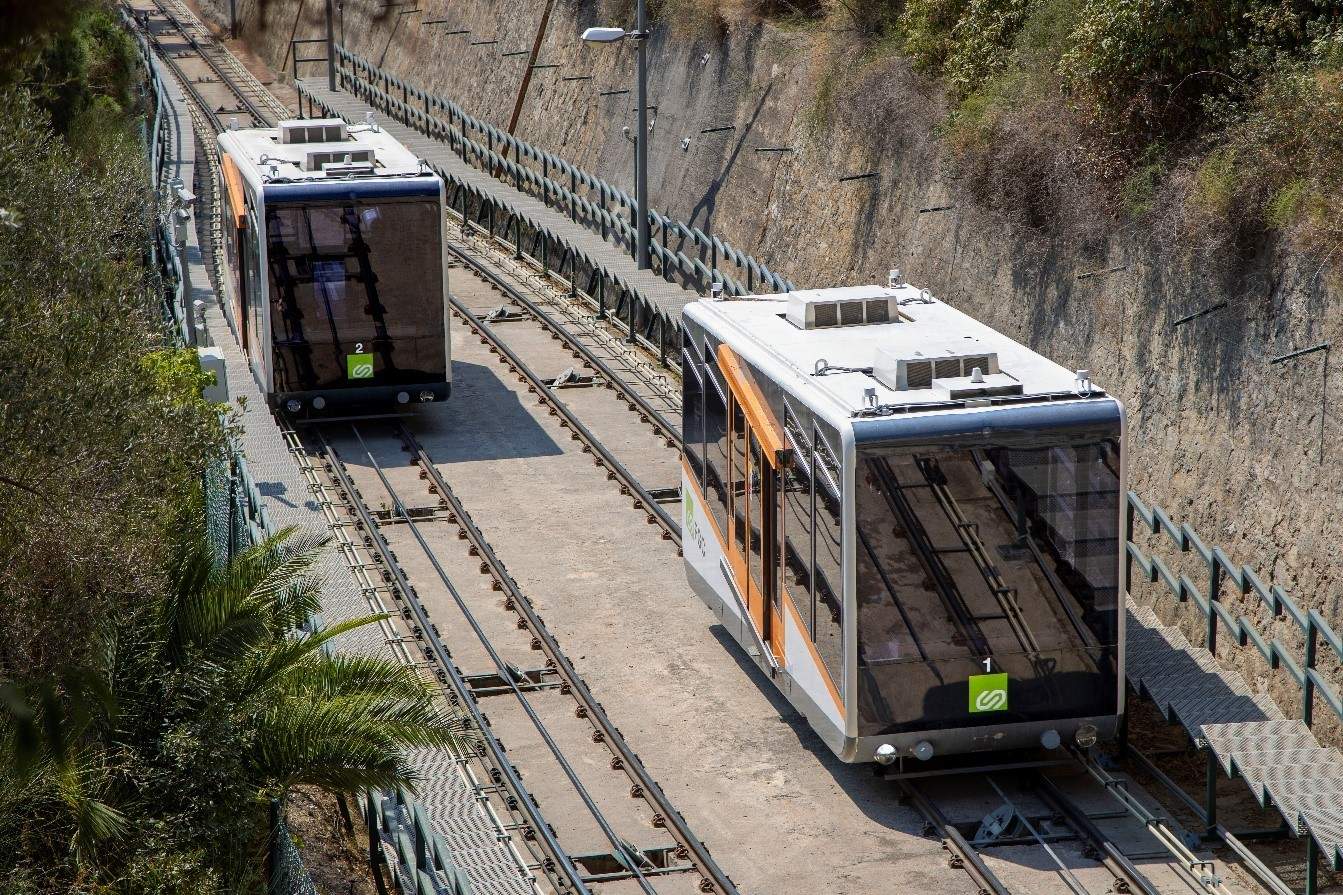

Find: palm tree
156;525;473;798
1;525;471;887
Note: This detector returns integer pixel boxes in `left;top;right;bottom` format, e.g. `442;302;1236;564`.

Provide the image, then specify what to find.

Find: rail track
296;419;737;894
445;243;685;547
136;0;288;129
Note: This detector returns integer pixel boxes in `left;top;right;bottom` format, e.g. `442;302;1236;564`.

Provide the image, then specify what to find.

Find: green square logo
969;673;1009;713
347;352;374;380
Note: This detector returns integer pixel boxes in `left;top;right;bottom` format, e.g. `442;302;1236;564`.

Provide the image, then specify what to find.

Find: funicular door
719;345;788;662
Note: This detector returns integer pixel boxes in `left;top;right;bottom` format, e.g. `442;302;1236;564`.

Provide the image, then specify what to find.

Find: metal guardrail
365;788;477;895
1126;491;1343;729
324;46;794;299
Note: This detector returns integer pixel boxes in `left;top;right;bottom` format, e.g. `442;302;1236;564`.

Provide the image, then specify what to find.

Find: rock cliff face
202;0;1343;732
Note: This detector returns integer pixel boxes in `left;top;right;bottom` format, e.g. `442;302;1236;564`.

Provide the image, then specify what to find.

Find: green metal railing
1126;491;1343;730
365;788;476;895
321;46;794;299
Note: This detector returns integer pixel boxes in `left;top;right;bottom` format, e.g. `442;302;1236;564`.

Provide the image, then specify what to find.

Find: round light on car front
913;740;935;761
873;744;898;766
285;399;302;413
419;390;435;402
396;391;410;404
1075;723;1099;749
1040;729;1062;750
312;396;326;410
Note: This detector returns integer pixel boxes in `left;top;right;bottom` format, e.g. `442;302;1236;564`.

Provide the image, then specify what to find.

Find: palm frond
229;614;390;706
276;654;439;703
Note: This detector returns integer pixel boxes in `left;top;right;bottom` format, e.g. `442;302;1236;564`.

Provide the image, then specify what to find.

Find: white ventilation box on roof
786;286;901;330
280;118;348;144
872;346;1021;397
304;148;375;172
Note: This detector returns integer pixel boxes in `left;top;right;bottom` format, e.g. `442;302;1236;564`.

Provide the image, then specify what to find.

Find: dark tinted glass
265;199;444;392
682;332;706;485
703;354;730;541
781;408;814;637
855;425;1121;735
813;424;844;698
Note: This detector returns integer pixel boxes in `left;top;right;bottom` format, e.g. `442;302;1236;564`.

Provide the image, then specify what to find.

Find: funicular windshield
854;408;1121;736
264;193;444;392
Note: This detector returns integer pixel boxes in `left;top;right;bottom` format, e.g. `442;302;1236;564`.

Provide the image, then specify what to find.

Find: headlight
1075;723;1099;749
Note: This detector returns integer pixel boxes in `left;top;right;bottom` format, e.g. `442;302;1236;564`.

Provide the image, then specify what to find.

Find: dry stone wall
202;0;1343;735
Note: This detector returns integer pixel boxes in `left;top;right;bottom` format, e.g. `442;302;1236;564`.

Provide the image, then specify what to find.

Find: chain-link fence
272;809;321;895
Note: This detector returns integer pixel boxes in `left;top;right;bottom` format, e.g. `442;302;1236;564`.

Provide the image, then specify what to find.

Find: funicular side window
781;400;815;638
681;327;706;485
702;346;731;543
812;423;845;699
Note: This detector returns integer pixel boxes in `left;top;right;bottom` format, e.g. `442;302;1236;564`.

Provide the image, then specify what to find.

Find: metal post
1207;556;1220;656
634;0;650;270
325;0;336;90
1205;750;1218;831
366;793;390;895
1306;834;1319;895
507;0;555;134
229;0;238;38
1304;619;1317;727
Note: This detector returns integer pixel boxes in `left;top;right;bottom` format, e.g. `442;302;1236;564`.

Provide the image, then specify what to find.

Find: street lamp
581;2;651;271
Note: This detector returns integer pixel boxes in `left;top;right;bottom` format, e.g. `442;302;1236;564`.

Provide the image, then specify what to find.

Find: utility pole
506;0;555;134
325;0;336;91
580;0;652;271
229;0;238;38
633;0;650;270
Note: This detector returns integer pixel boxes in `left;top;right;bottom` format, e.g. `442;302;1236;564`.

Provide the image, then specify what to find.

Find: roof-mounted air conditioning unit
280;118;348;144
786;287;901;330
304;148;375;172
872;347;1016;393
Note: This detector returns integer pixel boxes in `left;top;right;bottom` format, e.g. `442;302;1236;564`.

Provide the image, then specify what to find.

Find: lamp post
325;0;336;91
581;0;651;271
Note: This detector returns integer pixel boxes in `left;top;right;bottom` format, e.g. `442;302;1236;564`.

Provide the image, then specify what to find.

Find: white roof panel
685;284;1098;423
218;119;425;185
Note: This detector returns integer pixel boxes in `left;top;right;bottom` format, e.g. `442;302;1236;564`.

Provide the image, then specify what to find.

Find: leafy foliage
1;5;468;891
0;84;227;682
832;0;1343;247
2;529;472;894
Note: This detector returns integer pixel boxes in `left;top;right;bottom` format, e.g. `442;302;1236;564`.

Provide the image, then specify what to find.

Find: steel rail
450;296;681;545
895;778;1011;895
985;778;1089;895
1033;773;1160;895
152;0;288;123
310;426;585;895
344;424;665;895
145;0;276;128
401;422;740;895
447;241;683;446
1071;747;1234;895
